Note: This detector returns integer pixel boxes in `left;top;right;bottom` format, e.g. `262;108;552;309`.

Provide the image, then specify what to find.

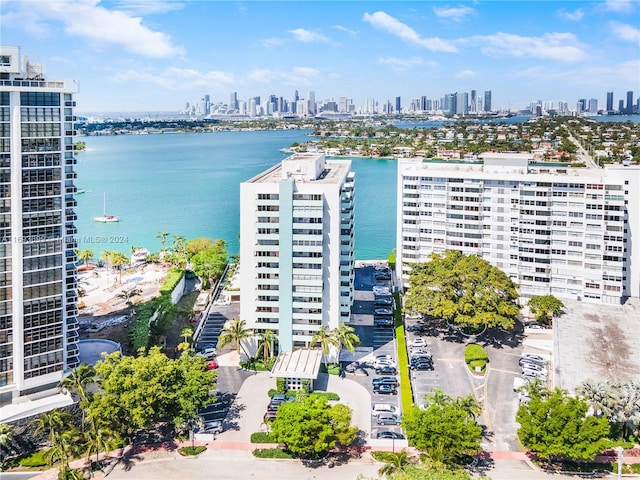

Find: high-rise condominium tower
483;90;492;112
239;153;355;353
397;153;640;305
606;92;614;113
0;46;79;417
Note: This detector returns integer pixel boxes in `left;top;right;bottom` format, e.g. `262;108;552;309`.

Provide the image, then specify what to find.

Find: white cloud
111;67;235;89
456;69;477;78
432;5;474;21
604;0;639;13
247;66;320;86
112;0;184;15
378;56;424;71
462;32;587;62
333;25;357;37
610;21;640;43
289;28;330;43
261;37;286;48
558;8;584;21
5;0;183;58
363;11;457;52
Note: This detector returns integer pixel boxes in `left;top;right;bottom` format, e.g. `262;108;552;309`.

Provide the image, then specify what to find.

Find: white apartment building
239;153;355;353
397;153;640;305
0;46;79;415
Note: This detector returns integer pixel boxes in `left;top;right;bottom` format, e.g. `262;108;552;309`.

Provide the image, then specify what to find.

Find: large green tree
191;240;228;289
270;396;358;457
87;347;215;439
404;250;520;330
516;388;610;460
310;325;339;368
402;390;483;465
528;295;564;325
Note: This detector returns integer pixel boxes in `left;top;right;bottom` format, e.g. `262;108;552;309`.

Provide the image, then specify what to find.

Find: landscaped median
394;292;413;413
464;344;488;375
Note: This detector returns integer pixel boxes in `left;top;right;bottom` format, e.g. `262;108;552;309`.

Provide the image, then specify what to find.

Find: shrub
267;389;278;398
159;268;184;296
18;450;48;467
310;392;340;401
276;377;286;394
464;344;488;364
178;446;206;456
302;379;311;395
252;448;295;459
250;432;278;443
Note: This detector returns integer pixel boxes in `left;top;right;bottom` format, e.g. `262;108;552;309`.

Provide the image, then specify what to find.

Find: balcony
66;225;77;235
65;209;77;221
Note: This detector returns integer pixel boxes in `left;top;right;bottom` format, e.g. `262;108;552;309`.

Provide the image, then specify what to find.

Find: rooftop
271;348;323;379
248;152;351;185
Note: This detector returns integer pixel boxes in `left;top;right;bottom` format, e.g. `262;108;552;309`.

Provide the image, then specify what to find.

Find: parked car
411;361;434;371
409;347;430;356
522;369;548;381
520;358;547;370
375;317;394;327
376;431;404;439
374;297;393;306
410;338;428;348
375;365;397;375
373;286;391;295
520;363;547;375
406;324;427;332
373;383;398;395
263;411;278;421
372;376;399;387
200;420;223;434
376;413;401;425
195;343;217;353
371;404;400;416
375;354;396;365
410;353;432;363
519;354;547;365
196;348;217;359
375;307;393;316
204;360;218;370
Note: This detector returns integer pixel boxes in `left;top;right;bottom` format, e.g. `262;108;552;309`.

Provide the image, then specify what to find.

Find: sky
2;0;639;113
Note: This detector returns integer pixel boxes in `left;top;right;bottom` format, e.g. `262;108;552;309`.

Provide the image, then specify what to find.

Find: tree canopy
404;251;520;330
88;347;215;439
516;388;610;460
270;396;358;457
527;295;564;325
190;239;228;289
402;390;483;465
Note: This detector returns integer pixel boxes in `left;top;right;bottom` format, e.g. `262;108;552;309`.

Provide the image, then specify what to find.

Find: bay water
74;130;397;261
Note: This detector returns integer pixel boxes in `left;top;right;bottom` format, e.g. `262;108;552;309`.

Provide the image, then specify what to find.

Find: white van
371;404;399;416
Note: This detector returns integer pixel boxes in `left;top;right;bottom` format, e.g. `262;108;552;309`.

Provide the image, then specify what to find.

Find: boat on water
93;193;119;223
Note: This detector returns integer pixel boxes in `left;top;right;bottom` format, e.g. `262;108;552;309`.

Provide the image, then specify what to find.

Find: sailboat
93;192;119;223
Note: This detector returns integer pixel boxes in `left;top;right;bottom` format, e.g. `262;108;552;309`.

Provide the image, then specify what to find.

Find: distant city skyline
2;0;639;112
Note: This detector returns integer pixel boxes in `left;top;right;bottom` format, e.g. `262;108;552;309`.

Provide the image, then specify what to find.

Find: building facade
239;153;355;353
0;46;79;411
397;153;640;305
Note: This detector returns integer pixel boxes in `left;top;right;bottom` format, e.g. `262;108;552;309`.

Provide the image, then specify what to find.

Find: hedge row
394;292;414;413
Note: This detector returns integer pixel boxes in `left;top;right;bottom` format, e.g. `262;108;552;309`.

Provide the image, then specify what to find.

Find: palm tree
75;248;94;267
156;231;169;248
172;234;186;256
117;288;140;311
377;450;412;477
454;394;483;422
84;424;120;470
423;388;452;408
109;252;129;283
218;318;253;361
32;410;71;447
59;364;95;425
310;325;339;368
332;323;360;355
45;427;82;479
180;326;194;345
0;423;13;467
256;329;277;362
577;379;619;419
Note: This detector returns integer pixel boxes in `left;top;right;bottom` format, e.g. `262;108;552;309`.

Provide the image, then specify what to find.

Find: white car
519;354;547;365
410;338;428;348
371;404;399;416
522;369;548;381
521;363;547;375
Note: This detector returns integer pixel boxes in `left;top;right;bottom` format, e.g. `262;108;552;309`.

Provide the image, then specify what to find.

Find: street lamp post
617;446;623;480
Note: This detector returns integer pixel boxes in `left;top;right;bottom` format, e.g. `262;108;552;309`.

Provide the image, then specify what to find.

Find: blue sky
2;0;639;113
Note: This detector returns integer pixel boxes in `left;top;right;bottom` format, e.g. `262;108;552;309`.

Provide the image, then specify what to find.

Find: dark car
372;376;399;387
406;324;427;332
376;431;405;439
374;297;393;306
411;361;434;371
375;317;394;327
263;411;278;421
374;307;393;315
373;383;398;395
375;365;397;375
